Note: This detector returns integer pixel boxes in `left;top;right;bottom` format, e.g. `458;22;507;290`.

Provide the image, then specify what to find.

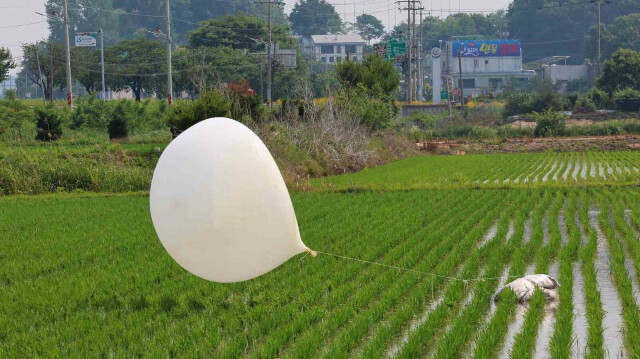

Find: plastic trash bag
494;274;559;302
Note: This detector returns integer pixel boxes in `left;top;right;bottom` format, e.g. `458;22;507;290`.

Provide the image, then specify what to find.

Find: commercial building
302;34;366;64
442;39;535;97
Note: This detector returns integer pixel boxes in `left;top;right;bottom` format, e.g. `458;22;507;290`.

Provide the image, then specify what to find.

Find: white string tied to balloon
309;249;518;283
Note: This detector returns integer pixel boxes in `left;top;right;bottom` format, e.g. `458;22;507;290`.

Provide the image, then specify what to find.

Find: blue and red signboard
452;40;521;57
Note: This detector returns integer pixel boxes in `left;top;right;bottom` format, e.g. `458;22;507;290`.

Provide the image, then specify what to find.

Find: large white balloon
150;118;313;283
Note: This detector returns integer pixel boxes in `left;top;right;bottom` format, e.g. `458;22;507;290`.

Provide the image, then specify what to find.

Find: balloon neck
306;248;318;257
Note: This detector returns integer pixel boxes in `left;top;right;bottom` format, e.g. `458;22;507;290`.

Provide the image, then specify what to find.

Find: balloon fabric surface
150;118;310;283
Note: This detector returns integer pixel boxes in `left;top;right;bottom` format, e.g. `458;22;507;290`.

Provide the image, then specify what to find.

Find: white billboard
75;34;97;47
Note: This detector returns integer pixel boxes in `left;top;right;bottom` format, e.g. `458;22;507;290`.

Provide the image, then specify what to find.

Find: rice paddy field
2;150;640;358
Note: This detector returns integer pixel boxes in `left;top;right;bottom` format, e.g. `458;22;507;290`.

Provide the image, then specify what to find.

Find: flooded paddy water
589;210;626;359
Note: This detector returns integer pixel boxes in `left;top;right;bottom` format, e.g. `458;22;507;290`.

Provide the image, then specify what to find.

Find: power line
0;20;47;29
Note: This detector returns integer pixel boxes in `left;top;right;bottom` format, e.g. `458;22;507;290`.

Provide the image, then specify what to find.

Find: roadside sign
441;90;448;99
75;33;97;47
386;38;406;59
453;88;460;97
374;43;387;58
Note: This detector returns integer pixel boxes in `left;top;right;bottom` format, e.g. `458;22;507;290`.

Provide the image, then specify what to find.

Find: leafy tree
290;0;342;36
311;71;339;97
0;47;15;82
508;0;640;64
335;60;361;99
71;47;102;94
355;14;385;43
20;42;66;101
188;14;294;51
530;91;564;113
359;56;400;96
46;0;120;45
336;56;399;99
613;87;640;112
105;37;166;101
585;13;640;61
597;48;640;94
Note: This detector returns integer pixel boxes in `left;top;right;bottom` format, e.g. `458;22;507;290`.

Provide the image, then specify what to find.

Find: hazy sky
1;0;512;72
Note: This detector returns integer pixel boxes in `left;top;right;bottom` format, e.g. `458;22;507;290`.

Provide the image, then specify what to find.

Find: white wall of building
443;40;535;96
543;65;588;83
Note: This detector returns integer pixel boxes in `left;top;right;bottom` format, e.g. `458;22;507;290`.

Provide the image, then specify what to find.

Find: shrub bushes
533;109;566;137
165;90;230;136
346;86;398;130
108;102;129;139
70;97;109;129
503;93;534;117
585;88;610;110
35;105;64;141
574;96;596;113
226;80;268;123
613;87;640;112
503;91;564;117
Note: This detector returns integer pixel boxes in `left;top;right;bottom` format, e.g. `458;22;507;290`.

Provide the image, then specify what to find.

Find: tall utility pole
458;50;464;108
407;5;412;102
596;0;601;74
267;1;272;106
167;0;173;104
50;40;54;103
418;7;424;101
257;0;283;106
63;0;73;107
397;0;421;102
100;29;106;101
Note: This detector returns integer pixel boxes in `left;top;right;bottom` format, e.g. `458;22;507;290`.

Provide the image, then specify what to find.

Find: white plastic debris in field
495;274;559;302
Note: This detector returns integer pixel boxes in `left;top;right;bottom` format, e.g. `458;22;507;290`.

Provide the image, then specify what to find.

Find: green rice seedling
280;201;496;357
308;192;517;359
248;190;500;358
224;191;442;357
507;194;562;358
430;192;542;358
598;191;640;356
549;192;581;358
430;215;522;358
356;196;532;358
577;191;605;358
472;206;532;359
394;192;547;358
509;289;547;358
